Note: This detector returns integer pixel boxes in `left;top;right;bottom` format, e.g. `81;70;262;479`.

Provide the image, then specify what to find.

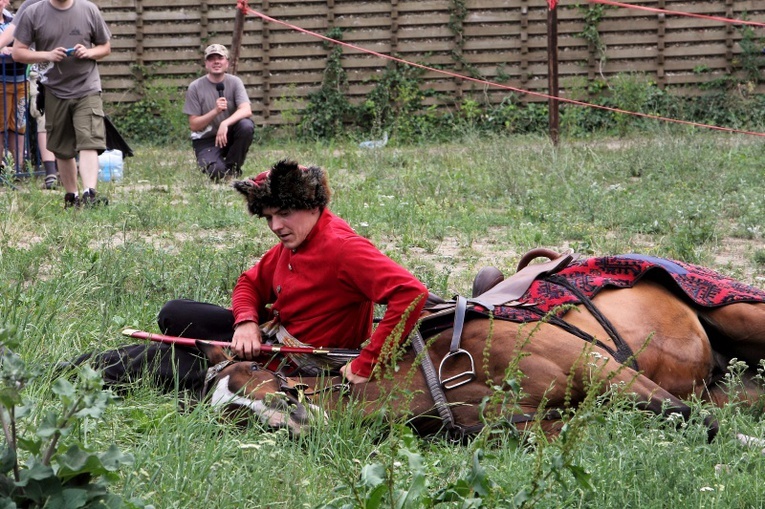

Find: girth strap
411;329;465;439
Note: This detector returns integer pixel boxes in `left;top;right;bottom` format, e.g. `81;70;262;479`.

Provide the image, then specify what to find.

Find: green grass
2;131;765;507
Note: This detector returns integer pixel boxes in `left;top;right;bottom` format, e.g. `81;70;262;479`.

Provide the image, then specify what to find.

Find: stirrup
438;349;476;390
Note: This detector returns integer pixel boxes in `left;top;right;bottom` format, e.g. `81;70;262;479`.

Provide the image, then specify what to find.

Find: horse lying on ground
198;252;765;441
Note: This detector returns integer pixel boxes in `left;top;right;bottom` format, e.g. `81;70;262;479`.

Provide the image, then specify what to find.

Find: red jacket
232;209;428;378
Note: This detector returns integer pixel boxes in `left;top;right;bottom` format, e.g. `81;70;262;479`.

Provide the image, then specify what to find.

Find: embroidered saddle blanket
486;254;765;323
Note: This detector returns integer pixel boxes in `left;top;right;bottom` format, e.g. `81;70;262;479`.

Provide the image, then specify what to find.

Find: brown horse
196;251;765;442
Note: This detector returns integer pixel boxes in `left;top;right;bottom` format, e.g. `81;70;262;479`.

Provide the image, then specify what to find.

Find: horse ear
195;340;232;364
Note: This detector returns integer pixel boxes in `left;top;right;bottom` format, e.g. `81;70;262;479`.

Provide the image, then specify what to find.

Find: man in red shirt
157;159;428;384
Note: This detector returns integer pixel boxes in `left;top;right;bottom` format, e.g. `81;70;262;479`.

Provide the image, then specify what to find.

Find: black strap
544;274;638;370
410;329;466;439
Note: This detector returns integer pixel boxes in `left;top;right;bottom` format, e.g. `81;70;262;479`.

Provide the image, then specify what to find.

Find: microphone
216;82;225;98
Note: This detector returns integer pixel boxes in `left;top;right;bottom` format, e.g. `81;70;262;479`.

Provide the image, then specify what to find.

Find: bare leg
78;149;99;190
38;131;55;163
7;131;24;173
57;157;78;194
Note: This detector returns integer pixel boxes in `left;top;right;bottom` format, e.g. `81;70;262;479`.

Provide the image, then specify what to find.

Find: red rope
548;0;557;10
236;0;249;15
589;0;765;28
241;6;765;138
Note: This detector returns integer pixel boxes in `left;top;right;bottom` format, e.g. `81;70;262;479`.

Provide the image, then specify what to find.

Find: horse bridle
203;358;350;403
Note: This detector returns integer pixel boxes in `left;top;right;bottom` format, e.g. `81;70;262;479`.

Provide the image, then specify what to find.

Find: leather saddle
420;249;577;338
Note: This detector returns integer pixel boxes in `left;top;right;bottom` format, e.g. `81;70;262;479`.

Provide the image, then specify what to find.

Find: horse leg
508;340;719;442
700;302;765;368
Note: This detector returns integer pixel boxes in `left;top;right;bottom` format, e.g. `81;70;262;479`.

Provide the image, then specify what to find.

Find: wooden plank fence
96;0;765;126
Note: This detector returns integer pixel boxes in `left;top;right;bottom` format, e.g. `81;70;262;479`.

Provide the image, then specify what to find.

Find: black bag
35;80;44;116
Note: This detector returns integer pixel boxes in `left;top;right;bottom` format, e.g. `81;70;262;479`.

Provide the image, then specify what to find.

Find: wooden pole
231;3;246;75
547;5;559;146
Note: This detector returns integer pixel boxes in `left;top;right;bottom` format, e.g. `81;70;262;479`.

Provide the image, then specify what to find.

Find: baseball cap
204;44;229;59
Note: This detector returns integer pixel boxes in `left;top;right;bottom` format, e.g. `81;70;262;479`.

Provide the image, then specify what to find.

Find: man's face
205;54;229;76
262;207;320;250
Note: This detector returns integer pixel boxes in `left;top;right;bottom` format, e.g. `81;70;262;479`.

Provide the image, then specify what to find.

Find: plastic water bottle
98;149;123;182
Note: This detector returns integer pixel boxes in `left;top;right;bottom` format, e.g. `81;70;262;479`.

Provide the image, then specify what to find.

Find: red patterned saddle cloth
490;255;765;323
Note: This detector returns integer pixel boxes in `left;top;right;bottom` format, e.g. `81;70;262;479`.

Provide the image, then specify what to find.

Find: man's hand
215;121;229;148
231;321;262;359
340;363;369;384
48;47;68;63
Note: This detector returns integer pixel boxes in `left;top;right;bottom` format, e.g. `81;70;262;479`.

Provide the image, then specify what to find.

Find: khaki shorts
45;92;106;159
0;81;27;134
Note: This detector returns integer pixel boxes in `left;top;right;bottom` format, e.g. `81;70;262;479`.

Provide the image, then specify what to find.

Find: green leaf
396;473;428;509
51;378;76;399
467;449;492;497
18;461;55;483
36;411;65;439
359;463;386;488
56;445;133;481
45;488;89;509
567;464;593;491
0;448;15;475
0;495;17;509
363;484;387;509
15;437;42;456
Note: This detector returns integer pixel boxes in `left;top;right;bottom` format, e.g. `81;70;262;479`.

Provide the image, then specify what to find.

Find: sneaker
64;192;80;209
81;188;108;207
44;174;58;189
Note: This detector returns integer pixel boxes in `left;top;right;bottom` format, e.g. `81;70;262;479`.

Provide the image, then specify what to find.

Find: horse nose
264;393;311;432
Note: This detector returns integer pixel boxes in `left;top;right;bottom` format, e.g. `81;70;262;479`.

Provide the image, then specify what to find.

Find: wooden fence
99;0;765;126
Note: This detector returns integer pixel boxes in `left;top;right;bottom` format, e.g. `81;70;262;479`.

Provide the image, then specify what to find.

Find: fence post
547;1;559;146
231;2;246;75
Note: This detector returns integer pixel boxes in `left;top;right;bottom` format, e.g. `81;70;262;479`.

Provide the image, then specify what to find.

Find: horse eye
250;363;260;372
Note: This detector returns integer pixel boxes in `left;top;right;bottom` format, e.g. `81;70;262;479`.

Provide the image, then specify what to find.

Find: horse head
196;340;326;434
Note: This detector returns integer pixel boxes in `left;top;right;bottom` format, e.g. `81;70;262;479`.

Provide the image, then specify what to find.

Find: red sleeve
338;238;428;378
231;246;280;326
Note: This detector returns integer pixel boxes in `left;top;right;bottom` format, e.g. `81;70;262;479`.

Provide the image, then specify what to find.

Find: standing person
73;160;428;392
0;0;58;189
0;0;28;177
183;43;254;181
12;0;110;208
28;65;58;188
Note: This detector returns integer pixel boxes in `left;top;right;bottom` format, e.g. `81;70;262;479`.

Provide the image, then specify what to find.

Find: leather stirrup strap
450;296;467;353
438;296;477;390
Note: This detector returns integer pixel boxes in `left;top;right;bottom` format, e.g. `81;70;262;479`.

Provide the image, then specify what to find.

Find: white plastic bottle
98;149;123;182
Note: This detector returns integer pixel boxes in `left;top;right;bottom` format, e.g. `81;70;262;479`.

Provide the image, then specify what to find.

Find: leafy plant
109;65;191;146
733;25;765;85
318;426;495;509
298;28;355;141
0;325;151;508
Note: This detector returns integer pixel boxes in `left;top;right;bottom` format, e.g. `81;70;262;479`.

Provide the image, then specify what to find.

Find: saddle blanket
489;254;765;323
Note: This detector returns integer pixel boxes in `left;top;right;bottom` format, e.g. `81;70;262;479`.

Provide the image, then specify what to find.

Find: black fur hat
232;159;331;217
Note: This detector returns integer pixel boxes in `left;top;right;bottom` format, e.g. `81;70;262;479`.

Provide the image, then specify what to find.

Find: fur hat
233;159;331;216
